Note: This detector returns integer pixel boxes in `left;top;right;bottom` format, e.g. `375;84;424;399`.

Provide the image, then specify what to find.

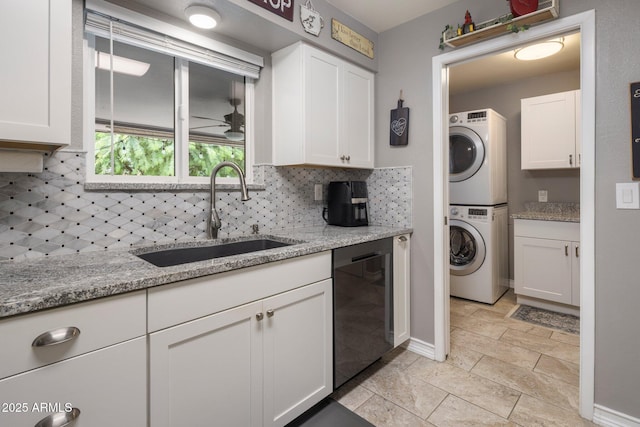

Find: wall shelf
442;0;559;48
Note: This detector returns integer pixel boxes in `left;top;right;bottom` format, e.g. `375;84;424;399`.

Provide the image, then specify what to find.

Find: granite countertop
511;202;580;223
0;225;411;319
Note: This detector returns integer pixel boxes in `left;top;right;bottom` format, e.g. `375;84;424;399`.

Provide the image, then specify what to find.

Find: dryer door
450;219;486;276
449;126;485;182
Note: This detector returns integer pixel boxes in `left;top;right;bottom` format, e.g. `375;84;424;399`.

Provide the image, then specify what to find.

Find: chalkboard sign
632;82;640;179
390;94;409;146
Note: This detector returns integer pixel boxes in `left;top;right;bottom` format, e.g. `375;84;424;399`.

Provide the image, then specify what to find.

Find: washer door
450;219;486;276
449;126;485;182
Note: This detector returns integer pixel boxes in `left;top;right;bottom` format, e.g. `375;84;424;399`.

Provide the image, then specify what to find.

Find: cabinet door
521;91;577;169
393;234;411;346
0;0;71;147
150;301;263;427
263;279;332;427
572;242;581;306
514;236;572;304
304;47;342;166
342;63;374;168
0;338;146;427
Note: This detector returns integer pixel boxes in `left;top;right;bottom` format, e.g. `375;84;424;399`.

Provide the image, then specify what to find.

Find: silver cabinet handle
340;155;346;161
256;313;264;321
266;309;275;318
398;235;407;242
569;154;573;166
565;245;569;256
32;327;81;347
34;408;80;427
345;155;351;161
576;245;580;257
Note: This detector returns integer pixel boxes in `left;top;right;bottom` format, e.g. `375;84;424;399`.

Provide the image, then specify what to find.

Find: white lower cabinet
393;234;411;346
149;278;333;427
0;337;147;427
514;220;580;306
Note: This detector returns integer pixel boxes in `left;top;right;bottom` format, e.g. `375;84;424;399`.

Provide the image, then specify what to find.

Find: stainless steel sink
135;238;293;267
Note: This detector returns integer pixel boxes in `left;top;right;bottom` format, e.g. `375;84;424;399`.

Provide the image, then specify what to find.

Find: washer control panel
450;206;489;222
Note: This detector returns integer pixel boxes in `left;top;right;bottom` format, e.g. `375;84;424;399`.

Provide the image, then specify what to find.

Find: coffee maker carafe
325;181;369;227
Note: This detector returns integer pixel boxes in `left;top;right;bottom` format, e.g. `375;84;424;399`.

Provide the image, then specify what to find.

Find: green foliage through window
95;132;245;177
95;132;175;176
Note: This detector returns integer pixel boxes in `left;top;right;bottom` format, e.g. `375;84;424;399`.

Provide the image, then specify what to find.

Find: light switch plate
616;183;640;209
314;184;323;201
538;190;548;203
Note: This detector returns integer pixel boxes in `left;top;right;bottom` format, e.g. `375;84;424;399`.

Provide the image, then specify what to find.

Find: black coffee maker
325;181;369;227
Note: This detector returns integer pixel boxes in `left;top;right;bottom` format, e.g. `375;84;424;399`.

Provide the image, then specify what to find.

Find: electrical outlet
314;184;323;201
538;190;548;202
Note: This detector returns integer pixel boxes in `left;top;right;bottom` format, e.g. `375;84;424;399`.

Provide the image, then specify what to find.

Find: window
84;7;262;185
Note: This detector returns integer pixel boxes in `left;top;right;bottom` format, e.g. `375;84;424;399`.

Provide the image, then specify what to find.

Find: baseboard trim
593;404;640;427
405;337;436;359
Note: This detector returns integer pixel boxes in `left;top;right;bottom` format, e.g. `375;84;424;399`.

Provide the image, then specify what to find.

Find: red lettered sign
247;0;294;21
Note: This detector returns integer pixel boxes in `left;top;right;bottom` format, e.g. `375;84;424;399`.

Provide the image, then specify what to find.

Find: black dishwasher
333;238;393;389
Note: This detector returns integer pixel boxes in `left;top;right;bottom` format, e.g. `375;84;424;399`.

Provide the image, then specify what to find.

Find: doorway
431;11;596;420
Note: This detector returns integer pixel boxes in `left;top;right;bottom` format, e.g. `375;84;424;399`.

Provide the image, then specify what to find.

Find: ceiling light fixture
95;51;150;76
185;5;221;29
514;38;564;61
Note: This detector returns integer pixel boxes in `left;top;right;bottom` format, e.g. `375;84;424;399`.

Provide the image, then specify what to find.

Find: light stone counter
0;225;411;319
511;202;579;223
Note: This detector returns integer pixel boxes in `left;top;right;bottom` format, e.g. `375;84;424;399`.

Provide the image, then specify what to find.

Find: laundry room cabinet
521;89;581;170
272;42;374;169
514;220;580;307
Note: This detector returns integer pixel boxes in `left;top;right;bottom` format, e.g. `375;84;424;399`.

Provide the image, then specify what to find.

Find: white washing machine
449;109;507;206
450;204;509;304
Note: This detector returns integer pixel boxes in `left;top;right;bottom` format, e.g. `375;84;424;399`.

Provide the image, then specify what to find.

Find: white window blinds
85;5;262;79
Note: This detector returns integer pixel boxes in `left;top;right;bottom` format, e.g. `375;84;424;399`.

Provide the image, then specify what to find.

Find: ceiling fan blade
189;124;228;130
191;115;228;124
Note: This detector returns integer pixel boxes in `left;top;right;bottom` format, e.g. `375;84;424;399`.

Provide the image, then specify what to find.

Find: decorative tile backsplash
0;151;411;261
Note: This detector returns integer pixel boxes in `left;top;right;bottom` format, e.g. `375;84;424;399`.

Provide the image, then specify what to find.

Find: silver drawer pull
398;235;407;242
565;245;569;256
256;312;264;321
32;327;81;347
266;309;275;318
34;408;80;427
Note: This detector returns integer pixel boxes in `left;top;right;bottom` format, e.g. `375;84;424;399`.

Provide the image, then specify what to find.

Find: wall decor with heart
390;91;409;146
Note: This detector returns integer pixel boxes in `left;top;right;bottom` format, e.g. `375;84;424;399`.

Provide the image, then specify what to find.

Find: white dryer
449;109;507;206
450;204;509;304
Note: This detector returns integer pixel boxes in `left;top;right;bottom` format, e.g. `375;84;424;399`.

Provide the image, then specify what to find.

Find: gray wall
376;0;640;418
450;69;581;279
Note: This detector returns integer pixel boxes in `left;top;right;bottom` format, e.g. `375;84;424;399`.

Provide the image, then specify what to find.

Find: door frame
431;10;596;419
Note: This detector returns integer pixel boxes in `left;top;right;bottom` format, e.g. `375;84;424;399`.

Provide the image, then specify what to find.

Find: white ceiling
450;32;581;95
324;0;459;32
106;1;581;93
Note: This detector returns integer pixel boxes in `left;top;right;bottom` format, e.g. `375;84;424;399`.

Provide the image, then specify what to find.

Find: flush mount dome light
185;5;221;29
515;38;564;61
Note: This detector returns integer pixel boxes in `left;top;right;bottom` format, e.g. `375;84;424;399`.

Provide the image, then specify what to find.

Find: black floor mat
286;398;374;427
510;304;580;334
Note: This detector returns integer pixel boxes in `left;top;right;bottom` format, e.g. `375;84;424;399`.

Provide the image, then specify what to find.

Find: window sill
84;182;266;192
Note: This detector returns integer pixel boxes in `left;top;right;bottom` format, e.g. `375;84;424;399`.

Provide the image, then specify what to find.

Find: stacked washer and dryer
449;109;509;304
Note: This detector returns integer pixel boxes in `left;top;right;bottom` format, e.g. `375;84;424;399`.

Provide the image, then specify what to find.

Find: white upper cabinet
272;42;374;169
521;89;581;170
0;0;71;150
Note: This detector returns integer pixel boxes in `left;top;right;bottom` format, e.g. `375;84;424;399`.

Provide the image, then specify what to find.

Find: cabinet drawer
514;219;579;241
148;251;331;332
0;291;146;380
0;337;146;427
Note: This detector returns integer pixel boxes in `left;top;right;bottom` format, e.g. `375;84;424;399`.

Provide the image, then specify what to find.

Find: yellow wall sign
331;19;374;59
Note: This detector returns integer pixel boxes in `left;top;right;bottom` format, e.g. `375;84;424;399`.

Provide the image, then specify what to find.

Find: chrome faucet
207;161;250;239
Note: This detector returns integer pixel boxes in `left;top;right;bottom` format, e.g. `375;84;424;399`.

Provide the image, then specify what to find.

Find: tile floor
331;290;596;426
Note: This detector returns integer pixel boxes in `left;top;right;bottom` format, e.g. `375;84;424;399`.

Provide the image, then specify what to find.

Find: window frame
83;17;256;186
